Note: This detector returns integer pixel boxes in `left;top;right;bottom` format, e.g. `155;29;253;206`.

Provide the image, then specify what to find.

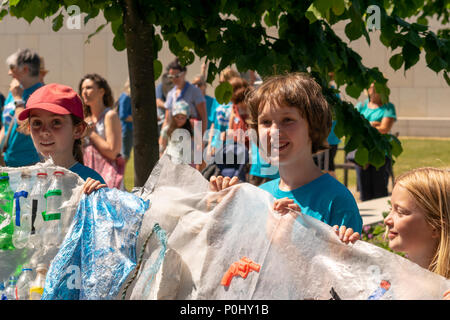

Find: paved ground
357;195;390;226
346;185;391;226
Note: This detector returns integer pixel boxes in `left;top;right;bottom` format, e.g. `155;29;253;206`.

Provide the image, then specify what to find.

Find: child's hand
273;197;300;215
209;175;239;192
266;201;299;246
443;289;450;300
83;177;107;195
332;225;360;244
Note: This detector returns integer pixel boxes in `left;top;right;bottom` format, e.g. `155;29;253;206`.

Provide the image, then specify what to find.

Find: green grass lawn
124;137;450;191
335;137;450;191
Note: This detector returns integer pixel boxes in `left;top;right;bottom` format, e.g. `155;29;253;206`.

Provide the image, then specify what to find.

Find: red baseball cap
19;83;84;121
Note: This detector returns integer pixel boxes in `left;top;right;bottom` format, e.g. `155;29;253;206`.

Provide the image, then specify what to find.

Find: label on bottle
29;286;44;300
41;211;61;221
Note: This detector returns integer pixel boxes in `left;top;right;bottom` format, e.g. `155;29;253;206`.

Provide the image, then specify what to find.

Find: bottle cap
36;264;48;272
21;268;32;272
0;172;9;181
53;171;65;175
37;172;48;177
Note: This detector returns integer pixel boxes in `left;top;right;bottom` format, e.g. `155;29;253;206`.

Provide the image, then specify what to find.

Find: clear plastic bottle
0;172;15;250
28;172;49;248
12;171;33;249
3;276;17;300
29;263;48;300
0;281;6;300
42;171;65;247
15;267;34;300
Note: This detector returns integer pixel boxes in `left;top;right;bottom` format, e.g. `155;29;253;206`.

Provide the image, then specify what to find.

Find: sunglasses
167;72;184;79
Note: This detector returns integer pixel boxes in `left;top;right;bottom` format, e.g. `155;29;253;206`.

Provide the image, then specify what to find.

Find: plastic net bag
125;154;450;300
0;160;85;284
41;188;148;300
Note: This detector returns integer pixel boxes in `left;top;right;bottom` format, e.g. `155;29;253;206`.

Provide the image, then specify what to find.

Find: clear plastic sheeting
0;160;85;283
127;154;450;300
41;188;148;300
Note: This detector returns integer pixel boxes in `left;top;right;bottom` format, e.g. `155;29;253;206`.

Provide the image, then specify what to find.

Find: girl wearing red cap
18;83;107;194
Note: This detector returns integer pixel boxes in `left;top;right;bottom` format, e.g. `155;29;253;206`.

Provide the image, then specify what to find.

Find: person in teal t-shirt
354;83;396;201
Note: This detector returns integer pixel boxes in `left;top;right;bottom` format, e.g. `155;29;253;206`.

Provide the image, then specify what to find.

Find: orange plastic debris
221;257;261;287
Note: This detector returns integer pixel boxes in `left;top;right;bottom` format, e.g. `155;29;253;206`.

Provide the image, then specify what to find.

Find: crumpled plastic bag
41;188;148;300
124;154;450;300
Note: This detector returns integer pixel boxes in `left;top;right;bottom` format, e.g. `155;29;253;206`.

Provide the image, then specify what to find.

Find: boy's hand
209;175;239;192
266;200;300;246
83;177;107;195
332;225;360;244
273;197;300;215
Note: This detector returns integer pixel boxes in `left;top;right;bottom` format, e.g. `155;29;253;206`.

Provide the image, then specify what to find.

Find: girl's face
257;103;311;167
81;78;104;106
174;114;188;127
29;109;84;163
384;184;439;259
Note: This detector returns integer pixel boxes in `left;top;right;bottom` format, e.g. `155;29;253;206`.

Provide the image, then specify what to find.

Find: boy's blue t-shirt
249;142;280;179
70;162;106;185
259;174;362;233
2;83;43;167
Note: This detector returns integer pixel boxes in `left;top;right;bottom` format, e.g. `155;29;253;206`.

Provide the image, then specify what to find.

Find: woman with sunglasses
162;58;207;140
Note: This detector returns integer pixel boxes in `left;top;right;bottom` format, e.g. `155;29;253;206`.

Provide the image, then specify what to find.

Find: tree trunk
123;0;159;187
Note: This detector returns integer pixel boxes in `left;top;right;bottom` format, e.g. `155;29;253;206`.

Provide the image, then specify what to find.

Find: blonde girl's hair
245;72;331;154
395;167;450;278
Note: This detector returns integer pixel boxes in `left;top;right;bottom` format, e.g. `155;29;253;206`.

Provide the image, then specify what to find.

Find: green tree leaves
214;82;233;105
389;53;404;70
3;0;450;169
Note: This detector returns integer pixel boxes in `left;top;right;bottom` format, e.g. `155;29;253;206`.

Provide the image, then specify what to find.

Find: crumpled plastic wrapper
0;159;85;282
125;154;450;300
41;188;148;300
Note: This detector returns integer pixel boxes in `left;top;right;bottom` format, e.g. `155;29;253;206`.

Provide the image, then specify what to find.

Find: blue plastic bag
42;188;149;300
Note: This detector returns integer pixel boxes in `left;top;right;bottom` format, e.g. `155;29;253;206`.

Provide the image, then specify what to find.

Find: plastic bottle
42;171;65;247
29;263;48;300
12;171;33;249
15;267;34;300
0;281;6;300
3;276;17;300
28;172;49;248
0;172;15;250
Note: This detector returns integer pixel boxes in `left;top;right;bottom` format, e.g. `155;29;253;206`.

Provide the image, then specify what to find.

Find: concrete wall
332;20;450;137
1;12;449;136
